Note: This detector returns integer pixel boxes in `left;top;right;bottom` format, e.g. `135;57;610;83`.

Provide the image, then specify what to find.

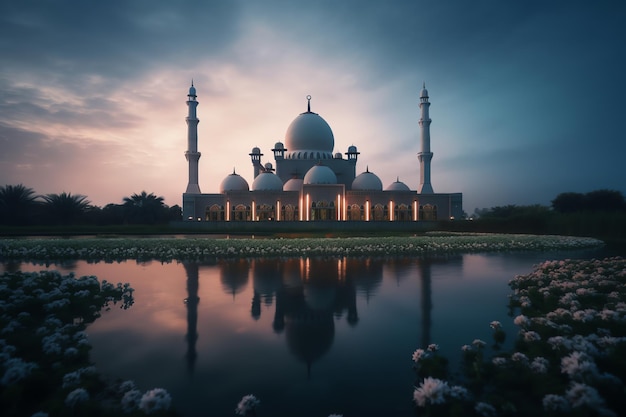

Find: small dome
251;172;283;191
251;147;261;155
283;178;304;191
385;178;411;192
264;162;273;170
420;83;429;98
347;145;357;153
220;171;249;193
334;152;343;159
352;168;383;191
188;83;196;96
303;164;337;185
273;142;284;150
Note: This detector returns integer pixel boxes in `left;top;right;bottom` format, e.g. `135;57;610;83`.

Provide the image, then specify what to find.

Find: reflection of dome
251;172;283;191
219;260;250;296
219;171;249;193
285;313;334;369
283;178;303;191
303;285;336;310
303;164;337;185
385;178;411;192
285;112;334;159
352;168;382;191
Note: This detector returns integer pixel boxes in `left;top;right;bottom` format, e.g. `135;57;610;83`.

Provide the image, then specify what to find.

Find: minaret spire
184;82;201;194
417;84;434;194
306;95;311;113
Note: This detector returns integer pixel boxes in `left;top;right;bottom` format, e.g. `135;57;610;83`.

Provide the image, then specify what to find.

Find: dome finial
232;167;236;174
423;81;425;89
191;79;194;87
306;95;312;112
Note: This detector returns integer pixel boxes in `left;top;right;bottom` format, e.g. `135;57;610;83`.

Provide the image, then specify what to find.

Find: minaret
185;82;201;194
417;83;434;194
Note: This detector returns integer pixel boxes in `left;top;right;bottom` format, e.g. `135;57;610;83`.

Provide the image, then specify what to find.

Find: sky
1;1;625;214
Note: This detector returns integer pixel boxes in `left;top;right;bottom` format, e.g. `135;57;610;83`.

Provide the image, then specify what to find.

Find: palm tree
42;192;91;225
123;191;166;224
0;184;40;225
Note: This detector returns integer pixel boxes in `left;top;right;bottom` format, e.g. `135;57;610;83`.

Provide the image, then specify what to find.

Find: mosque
181;84;462;225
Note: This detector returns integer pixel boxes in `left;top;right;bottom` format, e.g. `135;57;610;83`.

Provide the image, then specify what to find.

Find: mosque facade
182;84;462;224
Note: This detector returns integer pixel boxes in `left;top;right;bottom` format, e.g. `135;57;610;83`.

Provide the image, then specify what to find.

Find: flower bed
0;233;603;263
411;256;626;417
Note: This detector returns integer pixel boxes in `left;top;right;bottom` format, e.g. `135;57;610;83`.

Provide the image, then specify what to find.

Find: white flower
1;358;38;385
427;343;439;352
449;385;469;400
121;389;142;413
513;314;530;328
413;377;449;407
511;352;529;365
139;388;172;414
542;394;570;412
561;352;599;380
474;401;497;417
530;357;549;374
62;371;82;389
492;357;507;366
522;330;541;342
65;388;89;408
235;394;260;416
412;348;429;363
472;339;486;348
565;382;606;409
118;380;136;394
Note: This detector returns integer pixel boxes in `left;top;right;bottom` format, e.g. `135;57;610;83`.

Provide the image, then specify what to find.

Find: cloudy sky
1;1;624;213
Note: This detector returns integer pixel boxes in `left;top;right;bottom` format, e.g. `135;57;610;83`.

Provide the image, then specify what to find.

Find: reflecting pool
3;247;612;417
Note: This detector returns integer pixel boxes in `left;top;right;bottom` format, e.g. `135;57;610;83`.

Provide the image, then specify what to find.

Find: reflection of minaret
183;263;199;376
417;260;433;348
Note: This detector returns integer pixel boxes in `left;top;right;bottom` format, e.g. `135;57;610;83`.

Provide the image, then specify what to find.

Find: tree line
0;184;181;226
455;189;626;241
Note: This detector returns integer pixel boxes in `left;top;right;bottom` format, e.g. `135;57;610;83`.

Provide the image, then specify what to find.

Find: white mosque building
182;84;462;226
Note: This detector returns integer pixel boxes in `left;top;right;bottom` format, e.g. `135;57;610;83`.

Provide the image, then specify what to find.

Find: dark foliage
0;184;40;225
41;192;91;225
552;189;626;213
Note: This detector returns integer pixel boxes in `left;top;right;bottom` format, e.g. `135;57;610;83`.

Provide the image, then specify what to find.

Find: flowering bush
411;256;626;417
0;270;172;416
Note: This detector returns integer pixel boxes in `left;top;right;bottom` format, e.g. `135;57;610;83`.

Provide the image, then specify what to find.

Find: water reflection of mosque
183;257;439;376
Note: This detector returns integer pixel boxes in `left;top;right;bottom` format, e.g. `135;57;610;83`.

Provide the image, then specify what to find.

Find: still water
4;247;612;416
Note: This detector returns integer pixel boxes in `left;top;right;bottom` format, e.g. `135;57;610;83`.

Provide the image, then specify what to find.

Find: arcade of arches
204;201;437;221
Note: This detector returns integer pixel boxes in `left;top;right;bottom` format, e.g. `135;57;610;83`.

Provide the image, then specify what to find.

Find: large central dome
285;109;334;160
